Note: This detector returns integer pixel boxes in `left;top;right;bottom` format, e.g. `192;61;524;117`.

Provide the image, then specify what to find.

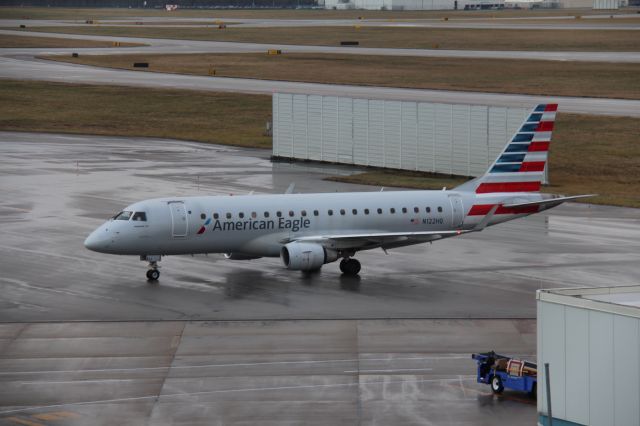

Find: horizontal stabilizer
503;194;596;209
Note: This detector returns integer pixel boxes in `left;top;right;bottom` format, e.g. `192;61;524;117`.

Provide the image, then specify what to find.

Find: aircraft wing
282;229;470;251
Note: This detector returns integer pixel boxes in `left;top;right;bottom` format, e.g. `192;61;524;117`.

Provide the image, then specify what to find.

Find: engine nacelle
224;252;262;261
280;242;338;271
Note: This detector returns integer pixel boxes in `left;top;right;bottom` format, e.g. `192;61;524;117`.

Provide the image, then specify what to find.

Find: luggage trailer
472;351;537;397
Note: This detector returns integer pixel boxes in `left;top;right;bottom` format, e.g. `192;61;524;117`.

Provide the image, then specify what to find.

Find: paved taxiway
1;132;639;323
3;29;640;63
1;55;638;117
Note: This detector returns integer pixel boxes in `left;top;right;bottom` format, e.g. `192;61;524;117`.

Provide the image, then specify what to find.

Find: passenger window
264;211;270;218
352;209;357;215
414;207;419;213
390;208;395;214
289;210;295;217
213;213;219;219
402;207;407;214
226;212;232;219
132;212;147;222
313;210;319;216
277;211;282;217
377;208;382;214
328;209;333;216
200;213;206;220
340;209;346;215
301;210;307;217
251;212;257;219
438;207;443;213
364;209;369;215
114;211;132;221
239;212;244;219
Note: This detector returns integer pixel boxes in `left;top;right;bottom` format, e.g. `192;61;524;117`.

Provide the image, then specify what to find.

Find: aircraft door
448;194;464;228
168;201;188;238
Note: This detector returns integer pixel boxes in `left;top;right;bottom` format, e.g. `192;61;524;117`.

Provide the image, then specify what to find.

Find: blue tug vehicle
472;351;537;397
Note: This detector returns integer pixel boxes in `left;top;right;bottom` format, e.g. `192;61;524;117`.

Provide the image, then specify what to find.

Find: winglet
473;204;499;232
285;183;295;194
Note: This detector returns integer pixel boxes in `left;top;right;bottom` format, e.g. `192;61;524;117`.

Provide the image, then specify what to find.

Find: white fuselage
84;189;541;257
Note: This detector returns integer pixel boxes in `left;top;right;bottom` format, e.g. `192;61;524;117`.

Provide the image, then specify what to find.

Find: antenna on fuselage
285;183;295;194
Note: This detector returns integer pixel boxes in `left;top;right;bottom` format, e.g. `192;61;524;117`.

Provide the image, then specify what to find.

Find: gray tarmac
1;131;638;424
0;319;536;426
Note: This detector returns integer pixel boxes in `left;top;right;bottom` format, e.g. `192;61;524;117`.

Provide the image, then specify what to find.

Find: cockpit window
113;211;132;221
132;212;147;222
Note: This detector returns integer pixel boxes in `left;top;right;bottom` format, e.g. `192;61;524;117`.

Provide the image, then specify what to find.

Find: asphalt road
3;28;640;63
1;132;639;323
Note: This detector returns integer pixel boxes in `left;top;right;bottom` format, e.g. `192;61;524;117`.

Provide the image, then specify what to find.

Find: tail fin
455;103;557;194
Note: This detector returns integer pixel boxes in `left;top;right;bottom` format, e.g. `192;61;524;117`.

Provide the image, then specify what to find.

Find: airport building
272;93;542;179
537;286;640;426
321;0;600;9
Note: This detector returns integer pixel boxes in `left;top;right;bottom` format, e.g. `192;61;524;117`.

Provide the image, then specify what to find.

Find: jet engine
224;253;262;260
280;242;338;271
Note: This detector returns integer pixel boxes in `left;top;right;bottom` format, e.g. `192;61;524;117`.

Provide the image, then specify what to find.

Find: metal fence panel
383;101;402;169
401;102;418;171
307;95;323;161
353;99;369;166
417;102;436;173
434;103;453;174
451;104;470;176
321;96;338;163
337;97;354;163
292;94;308;159
368;100;385;167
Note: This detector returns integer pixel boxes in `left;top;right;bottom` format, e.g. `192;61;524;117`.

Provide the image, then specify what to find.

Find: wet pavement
0;319;537;426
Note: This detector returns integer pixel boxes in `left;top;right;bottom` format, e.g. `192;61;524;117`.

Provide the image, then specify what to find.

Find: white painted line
343;368;433;373
0;355;471;376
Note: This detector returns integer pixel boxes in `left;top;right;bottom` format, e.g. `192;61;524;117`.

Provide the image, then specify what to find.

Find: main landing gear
339;258;361;276
142;255;161;281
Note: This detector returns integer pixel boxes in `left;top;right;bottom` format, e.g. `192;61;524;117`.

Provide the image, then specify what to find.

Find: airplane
84;103;593;280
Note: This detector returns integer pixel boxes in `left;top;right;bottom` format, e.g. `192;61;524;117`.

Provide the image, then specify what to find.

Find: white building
537;286;640;426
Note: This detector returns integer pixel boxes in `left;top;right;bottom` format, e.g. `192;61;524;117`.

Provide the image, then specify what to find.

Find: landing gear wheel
491;375;504;394
340;258;361;276
147;269;160;281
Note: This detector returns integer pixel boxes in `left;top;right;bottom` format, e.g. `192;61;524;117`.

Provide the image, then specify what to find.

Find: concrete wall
537;300;640;426
273;93;528;177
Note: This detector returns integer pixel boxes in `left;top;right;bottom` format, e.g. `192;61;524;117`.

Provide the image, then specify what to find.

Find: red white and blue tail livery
85;103;595;280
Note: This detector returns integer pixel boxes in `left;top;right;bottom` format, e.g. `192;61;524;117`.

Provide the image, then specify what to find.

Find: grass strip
45;52;640;100
22;25;640;51
0;79;271;148
0;34;142;48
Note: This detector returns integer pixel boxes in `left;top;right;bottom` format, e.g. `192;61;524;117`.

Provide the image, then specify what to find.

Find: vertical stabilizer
455;104;557;194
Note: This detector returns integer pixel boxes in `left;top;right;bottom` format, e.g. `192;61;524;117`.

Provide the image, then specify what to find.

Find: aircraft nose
84;226;111;253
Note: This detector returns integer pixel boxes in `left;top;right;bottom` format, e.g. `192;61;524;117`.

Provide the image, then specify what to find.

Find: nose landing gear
141;255;161;281
339;258;361;276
